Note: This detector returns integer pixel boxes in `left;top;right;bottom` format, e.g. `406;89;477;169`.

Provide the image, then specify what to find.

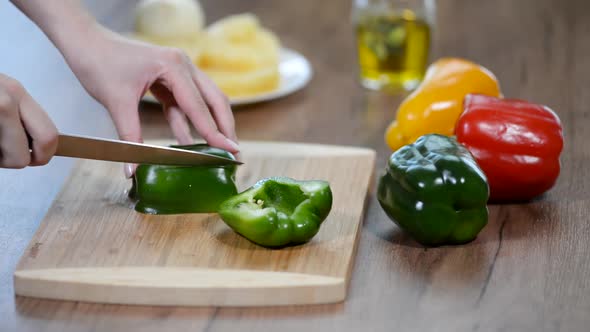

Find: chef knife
50;134;242;166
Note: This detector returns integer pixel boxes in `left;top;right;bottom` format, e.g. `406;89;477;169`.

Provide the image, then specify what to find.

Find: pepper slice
377;134;489;246
218;177;333;248
130;144;238;214
455;94;564;201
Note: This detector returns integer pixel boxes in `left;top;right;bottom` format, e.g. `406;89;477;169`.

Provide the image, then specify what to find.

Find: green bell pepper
218;177;333;248
377;134;489;246
130;144;238;214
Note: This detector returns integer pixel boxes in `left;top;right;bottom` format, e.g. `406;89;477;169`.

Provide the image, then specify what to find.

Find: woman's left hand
69;27;239;154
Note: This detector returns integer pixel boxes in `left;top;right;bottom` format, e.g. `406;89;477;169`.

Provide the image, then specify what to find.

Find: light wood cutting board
14;141;376;306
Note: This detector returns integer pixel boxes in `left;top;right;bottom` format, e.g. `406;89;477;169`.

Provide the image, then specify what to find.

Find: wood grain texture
14;142;375;306
1;0;590;331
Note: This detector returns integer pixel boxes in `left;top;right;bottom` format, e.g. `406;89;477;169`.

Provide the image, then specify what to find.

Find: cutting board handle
15;267;345;306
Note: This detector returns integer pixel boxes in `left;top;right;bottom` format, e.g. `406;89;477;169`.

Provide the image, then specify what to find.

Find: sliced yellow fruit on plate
207;13;260;43
196;28;280;71
202;66;280;98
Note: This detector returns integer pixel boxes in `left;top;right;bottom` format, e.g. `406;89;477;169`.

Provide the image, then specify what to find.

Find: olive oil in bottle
356;10;430;91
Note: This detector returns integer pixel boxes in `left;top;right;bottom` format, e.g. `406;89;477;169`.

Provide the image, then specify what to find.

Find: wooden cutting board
14;141;376;306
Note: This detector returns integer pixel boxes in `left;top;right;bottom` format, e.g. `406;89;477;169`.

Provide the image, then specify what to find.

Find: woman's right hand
0;74;58;168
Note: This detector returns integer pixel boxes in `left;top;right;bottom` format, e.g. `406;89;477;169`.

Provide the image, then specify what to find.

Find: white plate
141;48;312;106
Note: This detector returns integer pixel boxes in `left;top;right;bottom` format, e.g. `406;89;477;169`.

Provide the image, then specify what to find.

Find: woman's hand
68;28;239;154
10;0;239;177
0;74;58;168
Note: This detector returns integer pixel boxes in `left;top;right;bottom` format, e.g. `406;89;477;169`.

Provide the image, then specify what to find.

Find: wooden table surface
1;0;589;331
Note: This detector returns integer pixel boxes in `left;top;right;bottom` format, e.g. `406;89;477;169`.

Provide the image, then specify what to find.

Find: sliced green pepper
130;144;238;214
377;134;489;246
218;177;333;248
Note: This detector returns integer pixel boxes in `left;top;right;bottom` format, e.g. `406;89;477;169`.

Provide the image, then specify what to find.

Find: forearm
10;0;103;59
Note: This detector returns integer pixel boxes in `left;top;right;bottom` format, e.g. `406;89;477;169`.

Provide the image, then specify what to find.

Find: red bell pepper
455;94;564;202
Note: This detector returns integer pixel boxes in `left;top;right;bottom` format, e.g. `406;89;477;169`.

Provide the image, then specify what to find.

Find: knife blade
54;134;242;166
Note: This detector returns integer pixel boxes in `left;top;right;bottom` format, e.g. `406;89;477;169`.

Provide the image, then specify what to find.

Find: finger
191;68;238;143
124;163;137;179
109;102;143;144
0;90;30;168
151;82;194;144
163;105;193;145
152;82;194;144
18;92;58;166
163;67;239;153
107;100;143;178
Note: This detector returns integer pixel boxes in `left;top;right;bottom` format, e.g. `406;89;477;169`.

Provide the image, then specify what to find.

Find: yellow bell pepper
385;58;501;151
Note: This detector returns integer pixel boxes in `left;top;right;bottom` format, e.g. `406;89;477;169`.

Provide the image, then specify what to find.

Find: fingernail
124;163;135;179
225;138;240;152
